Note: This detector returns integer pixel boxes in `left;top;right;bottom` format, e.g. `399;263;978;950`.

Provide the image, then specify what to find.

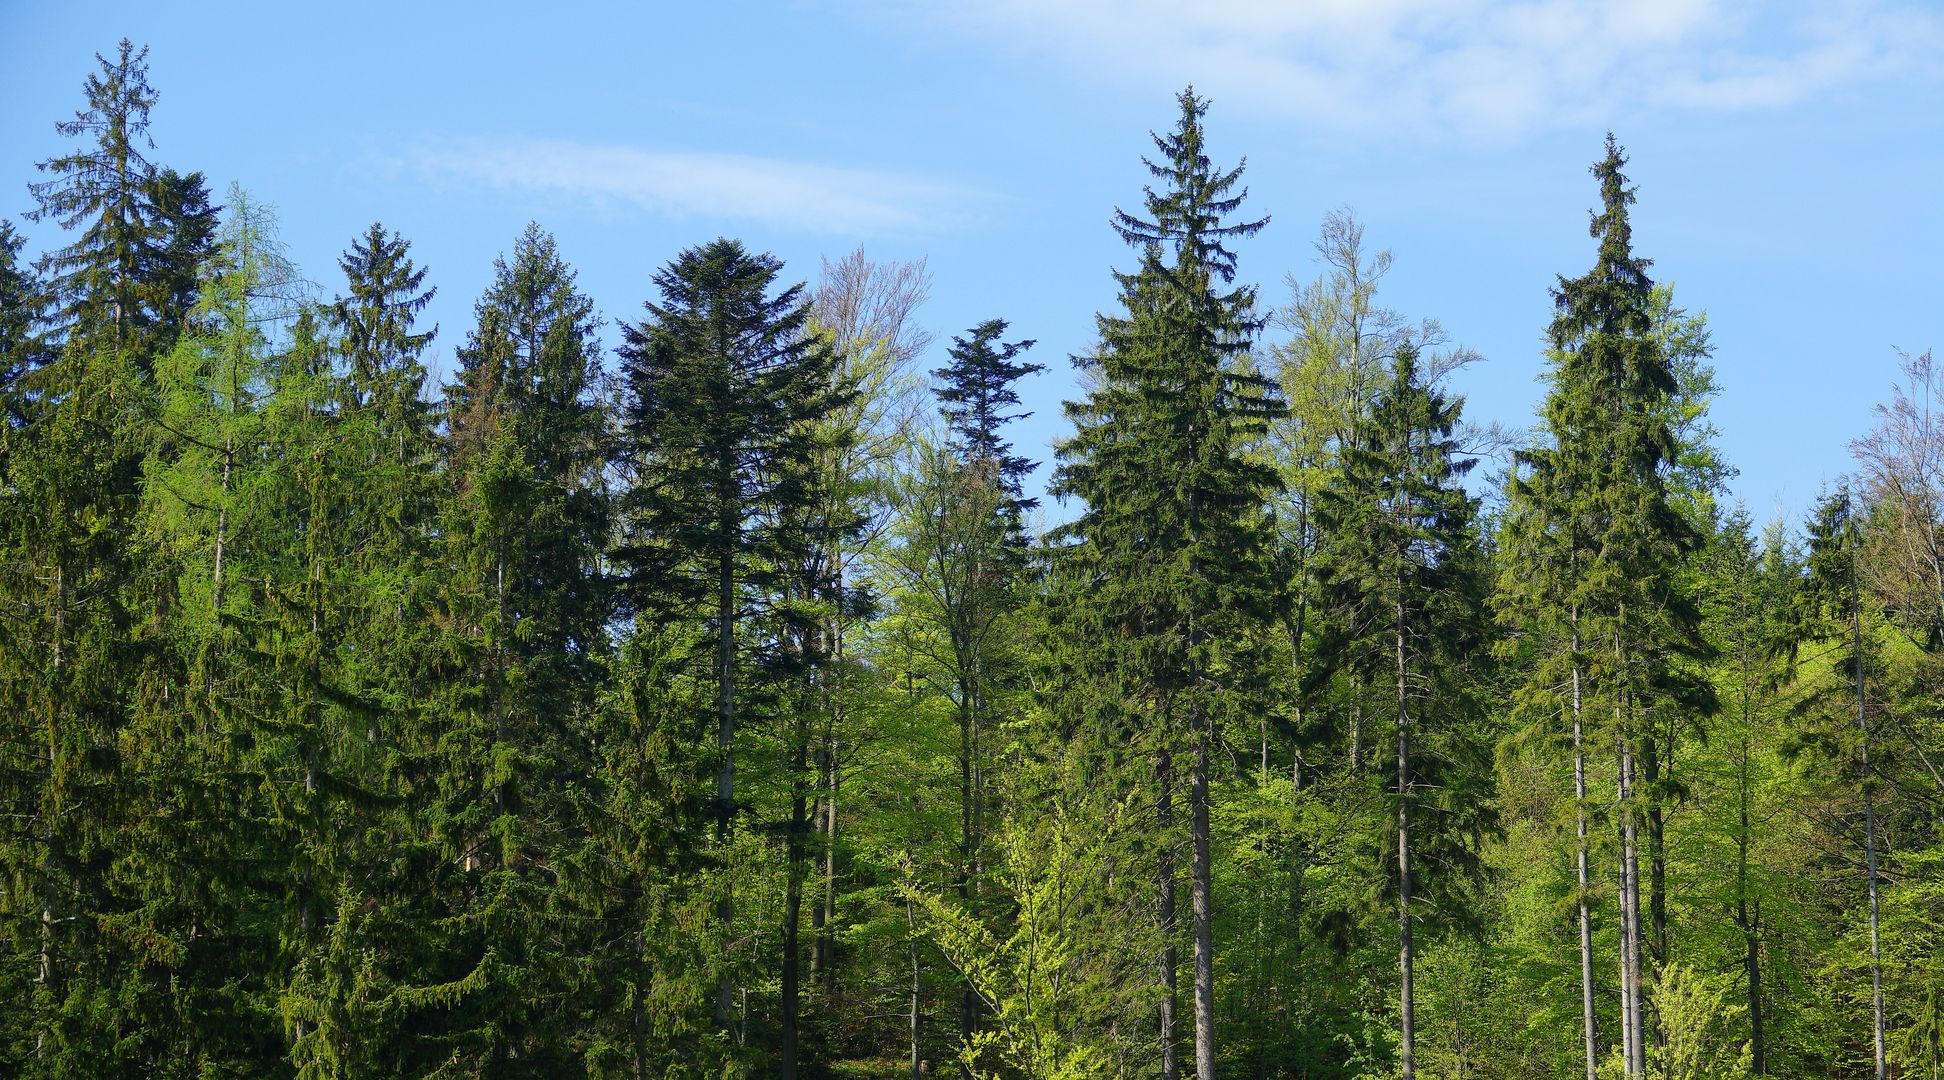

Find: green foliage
4;45;1942;1080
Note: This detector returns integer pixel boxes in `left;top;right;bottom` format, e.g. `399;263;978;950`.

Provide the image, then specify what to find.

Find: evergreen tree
611;237;851;1067
272;225;443;1077
935;319;1042;524
25;39;174;358
415;222;611;1070
144;167;220;341
1499;135;1714;1080
1051;87;1283;1080
1308;344;1494;1079
0;220;54;424
334;222;436;430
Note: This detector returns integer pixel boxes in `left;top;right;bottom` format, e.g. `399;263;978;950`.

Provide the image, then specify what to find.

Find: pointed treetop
1112;86;1267;284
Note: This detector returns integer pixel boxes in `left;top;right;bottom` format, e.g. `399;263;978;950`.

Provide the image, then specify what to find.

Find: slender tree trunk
1572;627;1598;1080
1395;604;1416;1080
782;733;807;1080
1190;701;1217;1080
959;691;978;1075
1736;718;1766;1075
1740;884;1764;1077
1645;729;1668;1061
493;542;507;816
1617;723;1639;1079
816;579;845;991
811;744;831;981
1621;733;1647;1080
212;440;232;616
1158;742;1179;1080
1855;597;1887;1080
714;540;736;1032
908;891;923;1080
37;563;64;1059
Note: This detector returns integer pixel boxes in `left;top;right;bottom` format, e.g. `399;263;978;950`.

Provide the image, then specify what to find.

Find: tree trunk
1617;723;1638;1079
1190;703;1217;1080
714;540;736;1032
1395;606;1416;1080
1573;635;1598;1080
37;563;63;1060
1620;732;1647;1080
959;692;978;1075
811;744;831;982
1158;743;1179;1080
1735;719;1766;1075
782;735;807;1080
1645;728;1668;1060
1856;598;1887;1080
212;440;231;616
908;891;923;1080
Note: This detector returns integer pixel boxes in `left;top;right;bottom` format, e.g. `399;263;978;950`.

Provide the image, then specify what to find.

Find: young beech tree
612;238;850;1064
1308;344;1494;1080
1052;87;1284;1080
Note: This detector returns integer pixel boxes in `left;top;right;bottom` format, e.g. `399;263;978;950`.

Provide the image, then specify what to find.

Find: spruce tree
416;222;611;1070
612;237;850;1063
1309;344;1494;1079
144;167;220;341
272;225;443;1077
334;222;436;431
936;319;1042;523
1500;135;1714;1079
0;221;54;424
25;39;178;359
1051;87;1283;1080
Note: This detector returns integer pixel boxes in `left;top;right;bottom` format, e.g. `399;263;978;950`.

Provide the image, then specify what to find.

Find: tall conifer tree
1501;135;1714;1079
612;238;851;1067
1309;344;1494;1079
1052;88;1283;1080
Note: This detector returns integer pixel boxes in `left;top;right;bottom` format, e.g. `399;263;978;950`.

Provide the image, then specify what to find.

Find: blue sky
4;1;1940;527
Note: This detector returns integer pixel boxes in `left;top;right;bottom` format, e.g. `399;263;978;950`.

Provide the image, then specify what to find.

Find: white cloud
407;137;987;236
898;0;1943;139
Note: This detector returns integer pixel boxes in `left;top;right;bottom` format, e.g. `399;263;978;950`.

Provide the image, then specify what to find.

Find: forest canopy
0;39;1939;1080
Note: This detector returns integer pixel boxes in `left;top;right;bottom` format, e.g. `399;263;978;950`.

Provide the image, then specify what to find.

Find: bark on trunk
1619;731;1647;1080
1735;720;1766;1075
714;541;736;1032
781;741;807;1080
908;892;923;1080
1856;599;1887;1080
1190;703;1217;1080
1395;607;1416;1080
959;692;978;1074
1573;640;1598;1080
1158;744;1179;1080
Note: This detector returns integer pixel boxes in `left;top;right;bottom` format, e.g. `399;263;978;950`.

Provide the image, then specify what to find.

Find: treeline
0;39;1938;1080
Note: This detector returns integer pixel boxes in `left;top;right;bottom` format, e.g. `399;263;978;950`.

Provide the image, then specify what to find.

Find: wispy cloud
899;0;1943;139
407;137;987;235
